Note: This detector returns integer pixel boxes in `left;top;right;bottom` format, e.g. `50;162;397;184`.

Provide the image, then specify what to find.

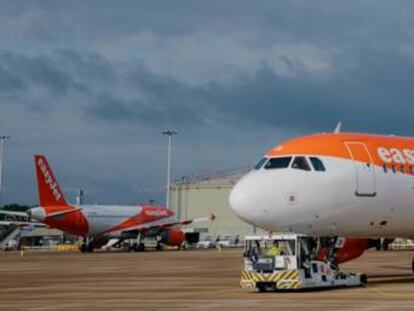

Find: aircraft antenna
333;122;342;133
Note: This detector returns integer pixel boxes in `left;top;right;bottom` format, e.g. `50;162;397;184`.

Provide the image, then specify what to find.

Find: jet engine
158;229;185;246
315;237;371;265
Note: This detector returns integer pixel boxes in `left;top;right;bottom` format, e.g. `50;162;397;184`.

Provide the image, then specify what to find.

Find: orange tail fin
34;155;67;207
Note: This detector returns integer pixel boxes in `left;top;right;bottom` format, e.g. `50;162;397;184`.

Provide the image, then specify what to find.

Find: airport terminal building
169;174;260;239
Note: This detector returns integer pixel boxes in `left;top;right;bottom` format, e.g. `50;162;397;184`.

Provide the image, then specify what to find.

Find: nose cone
230;171;289;231
28;207;46;222
229;174;261;225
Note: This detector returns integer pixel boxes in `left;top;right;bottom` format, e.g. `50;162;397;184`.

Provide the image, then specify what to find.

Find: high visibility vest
266;246;281;256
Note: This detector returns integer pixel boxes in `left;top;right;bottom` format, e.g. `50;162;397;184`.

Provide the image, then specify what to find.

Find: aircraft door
344;142;376;197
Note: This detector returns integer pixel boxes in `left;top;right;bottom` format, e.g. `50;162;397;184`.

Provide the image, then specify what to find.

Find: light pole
0;135;10;207
76;189;85;205
162;128;177;210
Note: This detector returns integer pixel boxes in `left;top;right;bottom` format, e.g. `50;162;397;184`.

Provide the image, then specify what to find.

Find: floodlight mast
162;129;177;211
0;135;10;207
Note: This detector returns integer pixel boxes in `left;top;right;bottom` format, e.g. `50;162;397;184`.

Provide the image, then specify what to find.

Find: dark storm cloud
0;63;25;92
0;52;85;99
0;49;212;129
206;51;414;135
1;44;413;135
87;50;414;135
1;1;414;204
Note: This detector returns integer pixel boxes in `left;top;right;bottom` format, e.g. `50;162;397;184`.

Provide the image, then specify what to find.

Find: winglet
34;155;67;207
333;122;342;133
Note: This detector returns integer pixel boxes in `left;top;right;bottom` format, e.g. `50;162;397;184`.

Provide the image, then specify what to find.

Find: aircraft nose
229;175;258;224
229;171;289;230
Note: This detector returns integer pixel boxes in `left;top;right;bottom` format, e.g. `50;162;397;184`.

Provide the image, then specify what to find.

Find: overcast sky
1;1;414;205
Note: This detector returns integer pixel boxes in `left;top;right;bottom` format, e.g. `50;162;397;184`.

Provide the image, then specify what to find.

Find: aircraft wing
0;210;29;217
0;220;46;228
116;214;215;234
0;207;82;219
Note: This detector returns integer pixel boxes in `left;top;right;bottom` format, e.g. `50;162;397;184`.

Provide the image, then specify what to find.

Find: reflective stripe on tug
240;269;301;290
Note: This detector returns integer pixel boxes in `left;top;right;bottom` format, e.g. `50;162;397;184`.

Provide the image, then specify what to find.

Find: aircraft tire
412;258;414;274
86;244;94;253
80;244;87;253
360;274;368;285
133;243;145;252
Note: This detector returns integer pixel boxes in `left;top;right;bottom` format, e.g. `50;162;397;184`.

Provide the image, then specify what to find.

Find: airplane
1;155;213;252
229;130;414;271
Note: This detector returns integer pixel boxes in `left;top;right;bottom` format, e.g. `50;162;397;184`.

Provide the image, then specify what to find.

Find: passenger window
291;156;311;171
254;158;268;170
309;157;326;171
264;157;292;169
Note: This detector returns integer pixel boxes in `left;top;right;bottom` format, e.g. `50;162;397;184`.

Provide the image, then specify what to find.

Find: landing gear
155;242;164;251
412;257;414;275
80;243;87;253
130;233;145;252
319;237;338;265
87;243;94;252
382;239;391;251
80;237;94;253
374;238;393;251
131;242;145;252
80;243;94;253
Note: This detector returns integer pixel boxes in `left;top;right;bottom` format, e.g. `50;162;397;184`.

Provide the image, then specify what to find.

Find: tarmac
0;248;413;311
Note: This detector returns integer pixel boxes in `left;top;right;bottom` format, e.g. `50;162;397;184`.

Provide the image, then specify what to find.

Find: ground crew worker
266;241;281;256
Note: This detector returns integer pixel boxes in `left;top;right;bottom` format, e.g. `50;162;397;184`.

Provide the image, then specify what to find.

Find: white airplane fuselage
31;203;178;238
229;132;414;238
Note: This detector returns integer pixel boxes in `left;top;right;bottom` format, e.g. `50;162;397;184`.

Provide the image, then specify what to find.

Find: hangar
169;174;260;239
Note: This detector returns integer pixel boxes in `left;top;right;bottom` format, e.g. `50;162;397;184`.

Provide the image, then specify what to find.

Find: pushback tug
241;233;366;292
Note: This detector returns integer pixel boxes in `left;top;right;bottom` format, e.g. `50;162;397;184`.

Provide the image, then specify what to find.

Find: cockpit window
291;156;311;171
254;158;268;170
309;157;326;171
264;157;292;170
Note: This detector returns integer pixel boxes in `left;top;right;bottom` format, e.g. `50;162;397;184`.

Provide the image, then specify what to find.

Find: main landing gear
412;257;414;275
155;242;164;251
80;237;94;253
130;242;145;252
130;233;145;252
